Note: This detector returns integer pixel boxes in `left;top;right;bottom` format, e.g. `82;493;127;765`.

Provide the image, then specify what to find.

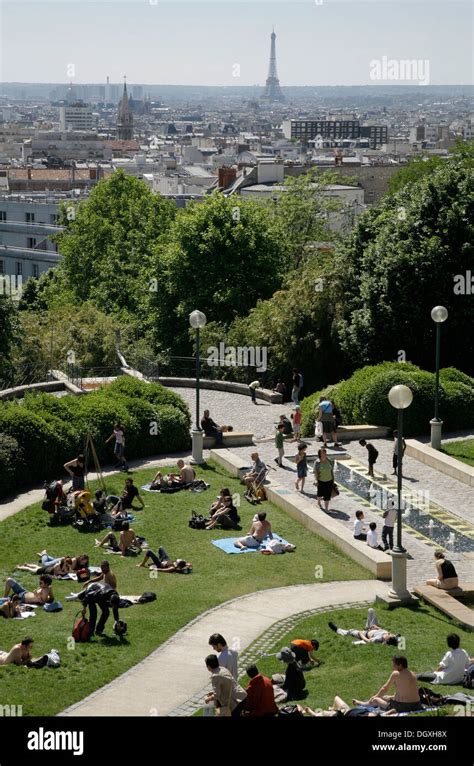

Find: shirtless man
95;522;139;556
234;512;273;550
328;607;399;646
82;561;117;590
353;656;422;713
0;637;35;666
4;575;54;605
154;459;195;487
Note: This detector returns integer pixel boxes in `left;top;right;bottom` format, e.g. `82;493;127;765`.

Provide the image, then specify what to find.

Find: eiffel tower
261;28;285;102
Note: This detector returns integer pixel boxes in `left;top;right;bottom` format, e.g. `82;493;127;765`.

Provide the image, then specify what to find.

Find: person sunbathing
16;556;73;578
328;607;399;646
234;512;272;550
0;637;35;666
0;595;22;619
136;546;192;573
95;523;139;556
151;460;195;489
4;575;54;605
352;656;423;714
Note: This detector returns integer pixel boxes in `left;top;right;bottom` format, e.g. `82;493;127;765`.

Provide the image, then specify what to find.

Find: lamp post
189;310;207;464
388;384;413;603
430;305;448;450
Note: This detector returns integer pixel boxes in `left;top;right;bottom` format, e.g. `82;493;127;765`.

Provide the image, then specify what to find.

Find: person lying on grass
352;655;423;714
150;460;195;490
0;594;22;619
4;575;54;605
95;522;140;556
0;636;45;666
328;607;399;646
136;546;192;573
16;556;73;578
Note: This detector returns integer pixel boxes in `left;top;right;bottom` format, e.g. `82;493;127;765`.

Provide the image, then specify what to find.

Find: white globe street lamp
387;384;414;604
430;306;448;450
189;310;207;464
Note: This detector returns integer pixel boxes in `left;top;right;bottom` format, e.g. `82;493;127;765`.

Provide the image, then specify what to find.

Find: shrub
301;363;474;437
439;367;474;388
0;432;24;496
0;382;191;499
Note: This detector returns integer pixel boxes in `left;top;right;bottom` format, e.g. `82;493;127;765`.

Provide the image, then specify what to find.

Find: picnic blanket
141;480;209;494
212;534;290;555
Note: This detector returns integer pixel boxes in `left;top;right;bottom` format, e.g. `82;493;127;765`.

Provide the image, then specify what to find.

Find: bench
413;583;474;631
203;432;254;449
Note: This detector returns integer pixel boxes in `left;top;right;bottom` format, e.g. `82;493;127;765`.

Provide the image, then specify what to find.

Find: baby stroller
70;489;103;532
42;480;76;525
244;465;272;505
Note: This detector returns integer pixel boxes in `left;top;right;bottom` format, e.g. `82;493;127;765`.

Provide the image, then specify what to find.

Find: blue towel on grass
211;534;289;554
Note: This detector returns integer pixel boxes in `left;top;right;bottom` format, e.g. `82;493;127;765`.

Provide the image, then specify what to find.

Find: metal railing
132;355;277;389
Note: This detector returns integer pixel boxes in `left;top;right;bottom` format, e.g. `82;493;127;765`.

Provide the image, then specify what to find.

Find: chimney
218;166;237;190
27;167;32;180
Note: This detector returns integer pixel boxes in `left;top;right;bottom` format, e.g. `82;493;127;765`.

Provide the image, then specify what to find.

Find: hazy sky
1;0;472;86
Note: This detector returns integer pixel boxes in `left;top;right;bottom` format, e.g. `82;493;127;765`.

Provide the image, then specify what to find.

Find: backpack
138;592;157;604
72;612;90;643
188;511;208;529
462;663;474;690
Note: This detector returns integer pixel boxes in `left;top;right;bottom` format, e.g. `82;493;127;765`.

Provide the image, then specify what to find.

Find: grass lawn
240;603;474;714
0;460;371;717
441;439;474;467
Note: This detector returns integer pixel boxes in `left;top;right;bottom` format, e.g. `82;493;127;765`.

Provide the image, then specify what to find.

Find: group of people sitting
203;632;319;716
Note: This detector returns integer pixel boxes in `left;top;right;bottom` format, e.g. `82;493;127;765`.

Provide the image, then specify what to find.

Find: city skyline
0;0;472;87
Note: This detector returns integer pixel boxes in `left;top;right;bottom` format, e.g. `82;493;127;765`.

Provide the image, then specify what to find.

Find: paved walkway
60;579;386;717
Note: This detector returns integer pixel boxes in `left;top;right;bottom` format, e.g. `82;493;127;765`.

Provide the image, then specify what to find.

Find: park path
59;579;386;717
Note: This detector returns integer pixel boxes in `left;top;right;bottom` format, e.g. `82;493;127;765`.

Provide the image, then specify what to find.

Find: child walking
359;439;379;478
295;443;308;492
275;423;285;467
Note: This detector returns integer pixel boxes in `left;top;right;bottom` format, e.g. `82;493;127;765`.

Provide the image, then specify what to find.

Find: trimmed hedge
301;363;474;438
0;379;191;499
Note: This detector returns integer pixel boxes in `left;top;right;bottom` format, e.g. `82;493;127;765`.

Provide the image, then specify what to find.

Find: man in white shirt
417;633;471;684
208;633;238;680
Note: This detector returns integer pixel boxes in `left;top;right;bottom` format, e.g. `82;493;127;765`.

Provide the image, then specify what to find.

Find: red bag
73;611;90;642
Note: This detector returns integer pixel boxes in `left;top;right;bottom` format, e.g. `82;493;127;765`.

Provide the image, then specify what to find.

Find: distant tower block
261;28;285;102
117;76;134;140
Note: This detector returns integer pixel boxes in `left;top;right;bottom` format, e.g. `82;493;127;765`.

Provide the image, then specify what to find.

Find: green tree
336;157;474;374
0;294;18;386
387;155;444;194
12;302;122;379
55;170;175;321
148;193;289;353
270;168;352;266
